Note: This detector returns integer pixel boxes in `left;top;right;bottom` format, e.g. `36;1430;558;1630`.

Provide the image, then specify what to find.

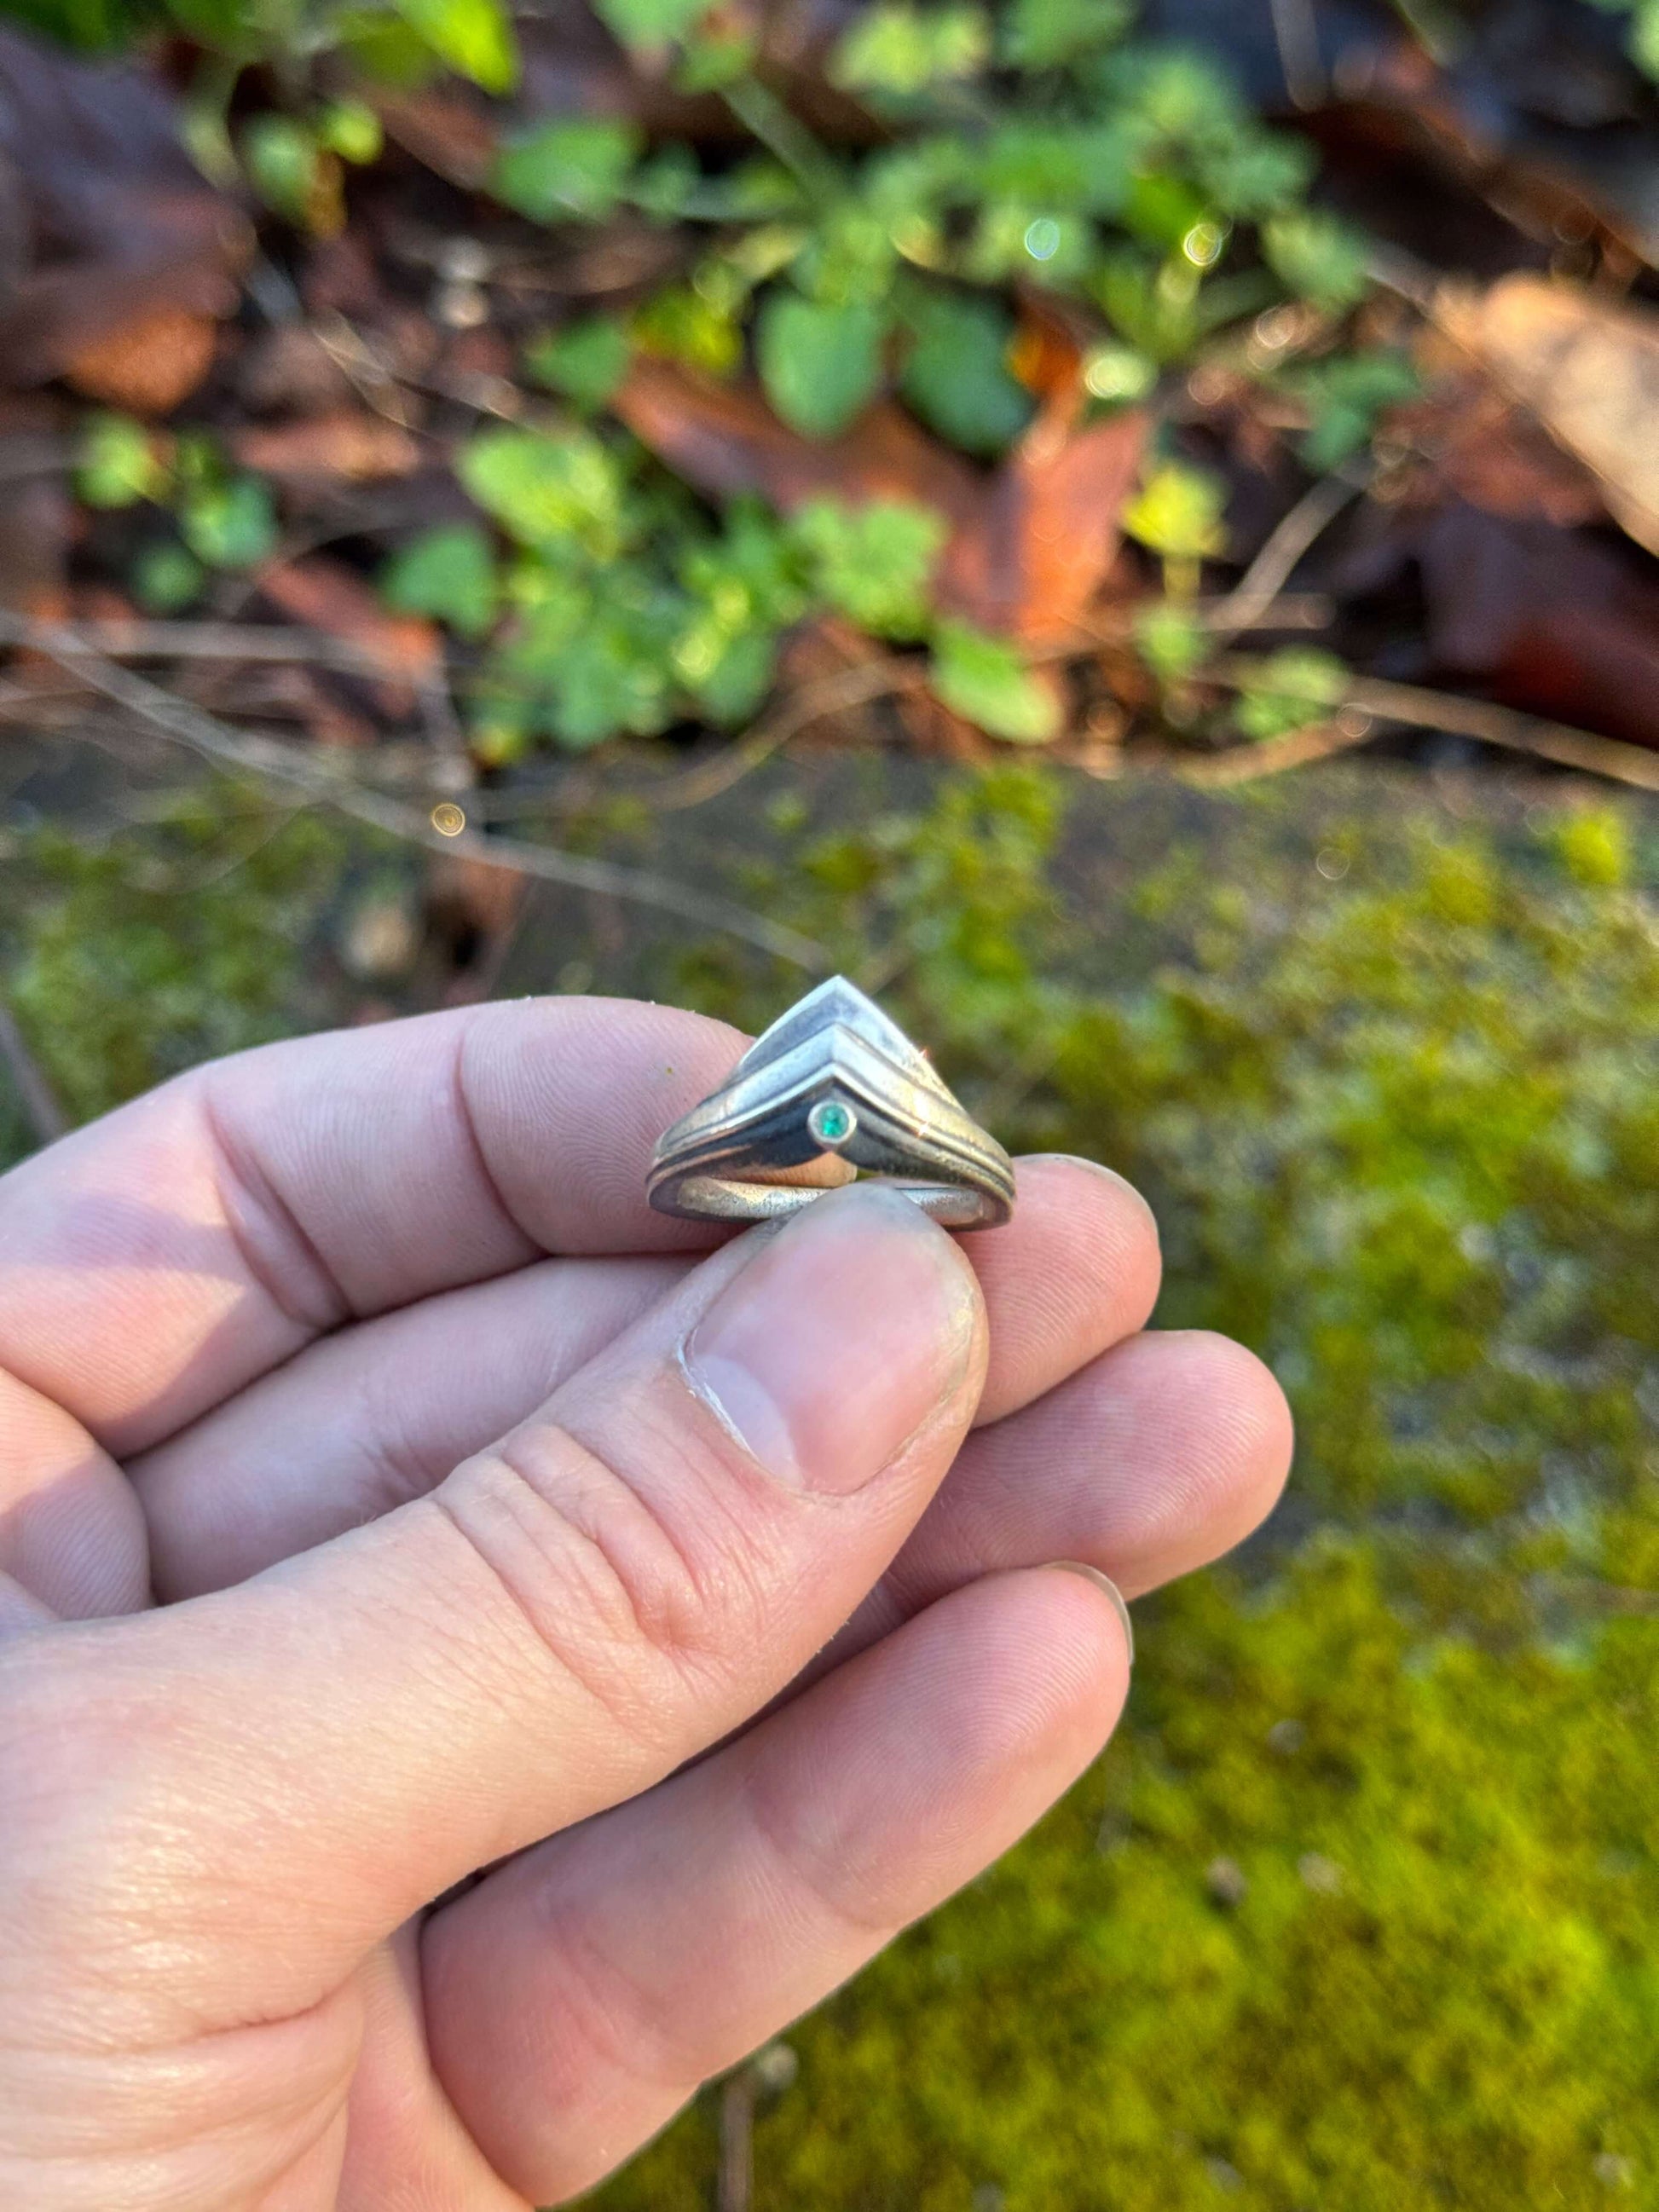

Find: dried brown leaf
63;307;219;416
0;28;250;390
255;555;440;718
231;411;424;486
1434;274;1659;554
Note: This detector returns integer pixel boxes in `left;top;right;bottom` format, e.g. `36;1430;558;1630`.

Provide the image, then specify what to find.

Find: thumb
0;1187;985;2026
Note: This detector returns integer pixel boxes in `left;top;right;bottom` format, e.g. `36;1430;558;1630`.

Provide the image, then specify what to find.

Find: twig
0;615;832;973
1067;593;1336;655
0;1002;68;1147
1269;0;1327;107
1170;715;1377;786
0;436;72;485
1210;474;1365;643
718;2071;755;2212
638;658;927;813
1189;663;1659;793
37;619;426;681
1345;679;1659;793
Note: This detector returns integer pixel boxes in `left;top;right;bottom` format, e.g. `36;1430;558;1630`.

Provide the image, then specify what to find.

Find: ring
648;977;1016;1230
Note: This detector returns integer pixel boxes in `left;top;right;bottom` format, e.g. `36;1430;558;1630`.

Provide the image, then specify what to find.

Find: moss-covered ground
3;757;1656;2208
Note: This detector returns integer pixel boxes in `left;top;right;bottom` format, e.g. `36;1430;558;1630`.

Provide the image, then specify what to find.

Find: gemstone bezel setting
807;1097;858;1148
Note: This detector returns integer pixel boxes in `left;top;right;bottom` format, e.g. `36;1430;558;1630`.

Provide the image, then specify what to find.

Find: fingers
134;1256;690;1600
0;1187;986;2028
0;999;745;1457
0;1368;150;1619
814;1327;1292;1680
896;1325;1294;1607
420;1566;1130;2204
132;1154;1159;1601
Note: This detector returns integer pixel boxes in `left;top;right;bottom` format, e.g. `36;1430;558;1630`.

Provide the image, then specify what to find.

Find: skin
0;996;1292;2211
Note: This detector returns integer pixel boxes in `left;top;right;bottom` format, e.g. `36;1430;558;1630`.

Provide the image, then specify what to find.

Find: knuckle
431;1409;772;1747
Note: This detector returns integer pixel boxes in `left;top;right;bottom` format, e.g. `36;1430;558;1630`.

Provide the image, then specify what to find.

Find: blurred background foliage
3;756;1656;2206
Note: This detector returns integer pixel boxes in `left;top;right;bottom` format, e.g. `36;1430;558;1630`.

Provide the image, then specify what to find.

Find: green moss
604;1533;1659;2210
0;788;356;1144
3;763;1657;2206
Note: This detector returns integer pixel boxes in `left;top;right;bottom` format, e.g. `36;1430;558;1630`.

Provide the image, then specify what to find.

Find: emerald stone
809;1098;856;1146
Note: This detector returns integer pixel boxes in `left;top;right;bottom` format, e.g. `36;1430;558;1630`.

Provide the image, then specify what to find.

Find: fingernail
1049;1562;1135;1666
682;1185;979;1496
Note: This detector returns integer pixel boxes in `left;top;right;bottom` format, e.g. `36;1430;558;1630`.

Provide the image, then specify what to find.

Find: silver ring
648;977;1015;1230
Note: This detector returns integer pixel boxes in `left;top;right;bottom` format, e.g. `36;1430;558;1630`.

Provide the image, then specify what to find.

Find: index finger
0;998;744;1455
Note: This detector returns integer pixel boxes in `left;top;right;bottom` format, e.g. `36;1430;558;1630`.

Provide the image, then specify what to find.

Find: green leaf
999;0;1131;69
792;495;945;638
459;428;632;558
492;118;639;222
899;288;1032;456
78;413;168;508
830;3;991;95
523;317;632;411
315;99;383;165
1122;169;1212;254
1263;209;1372;314
632;284;745;378
1082;341;1158;404
1195;128;1314;219
591;0;707;43
130;540;205;614
1233;647;1350;740
179;476;278;569
488;568;680;747
979;121;1131;216
1287;349;1419;470
1123;461;1228;563
382;524;500;640
1133;600;1209;684
757;294;886;437
680;626;779;723
240;113;326;226
931;621;1061;743
390;0;517;90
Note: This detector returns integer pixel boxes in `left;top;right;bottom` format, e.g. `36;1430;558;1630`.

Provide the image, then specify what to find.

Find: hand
0;997;1290;2210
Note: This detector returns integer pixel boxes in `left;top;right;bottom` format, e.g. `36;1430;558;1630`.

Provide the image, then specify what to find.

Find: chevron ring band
647;978;1016;1230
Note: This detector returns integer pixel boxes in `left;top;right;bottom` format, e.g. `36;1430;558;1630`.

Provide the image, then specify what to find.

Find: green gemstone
810;1098;855;1146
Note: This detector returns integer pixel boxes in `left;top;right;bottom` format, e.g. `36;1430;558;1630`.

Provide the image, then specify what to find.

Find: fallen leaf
231;411;424;486
1433;274;1659;553
1340;499;1659;751
0;27;251;390
63;307;219;416
255;554;442;717
1392;335;1606;529
613;355;1145;638
950;406;1148;644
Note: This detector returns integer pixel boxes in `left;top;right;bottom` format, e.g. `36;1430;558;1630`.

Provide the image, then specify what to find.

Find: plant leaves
390;0;518;93
524;316;632;410
756;293;887;438
791;495;946;637
592;0;709;47
899;286;1033;456
382;523;500;640
459;426;631;557
492;118;640;223
613;354;1144;639
931;620;1062;742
